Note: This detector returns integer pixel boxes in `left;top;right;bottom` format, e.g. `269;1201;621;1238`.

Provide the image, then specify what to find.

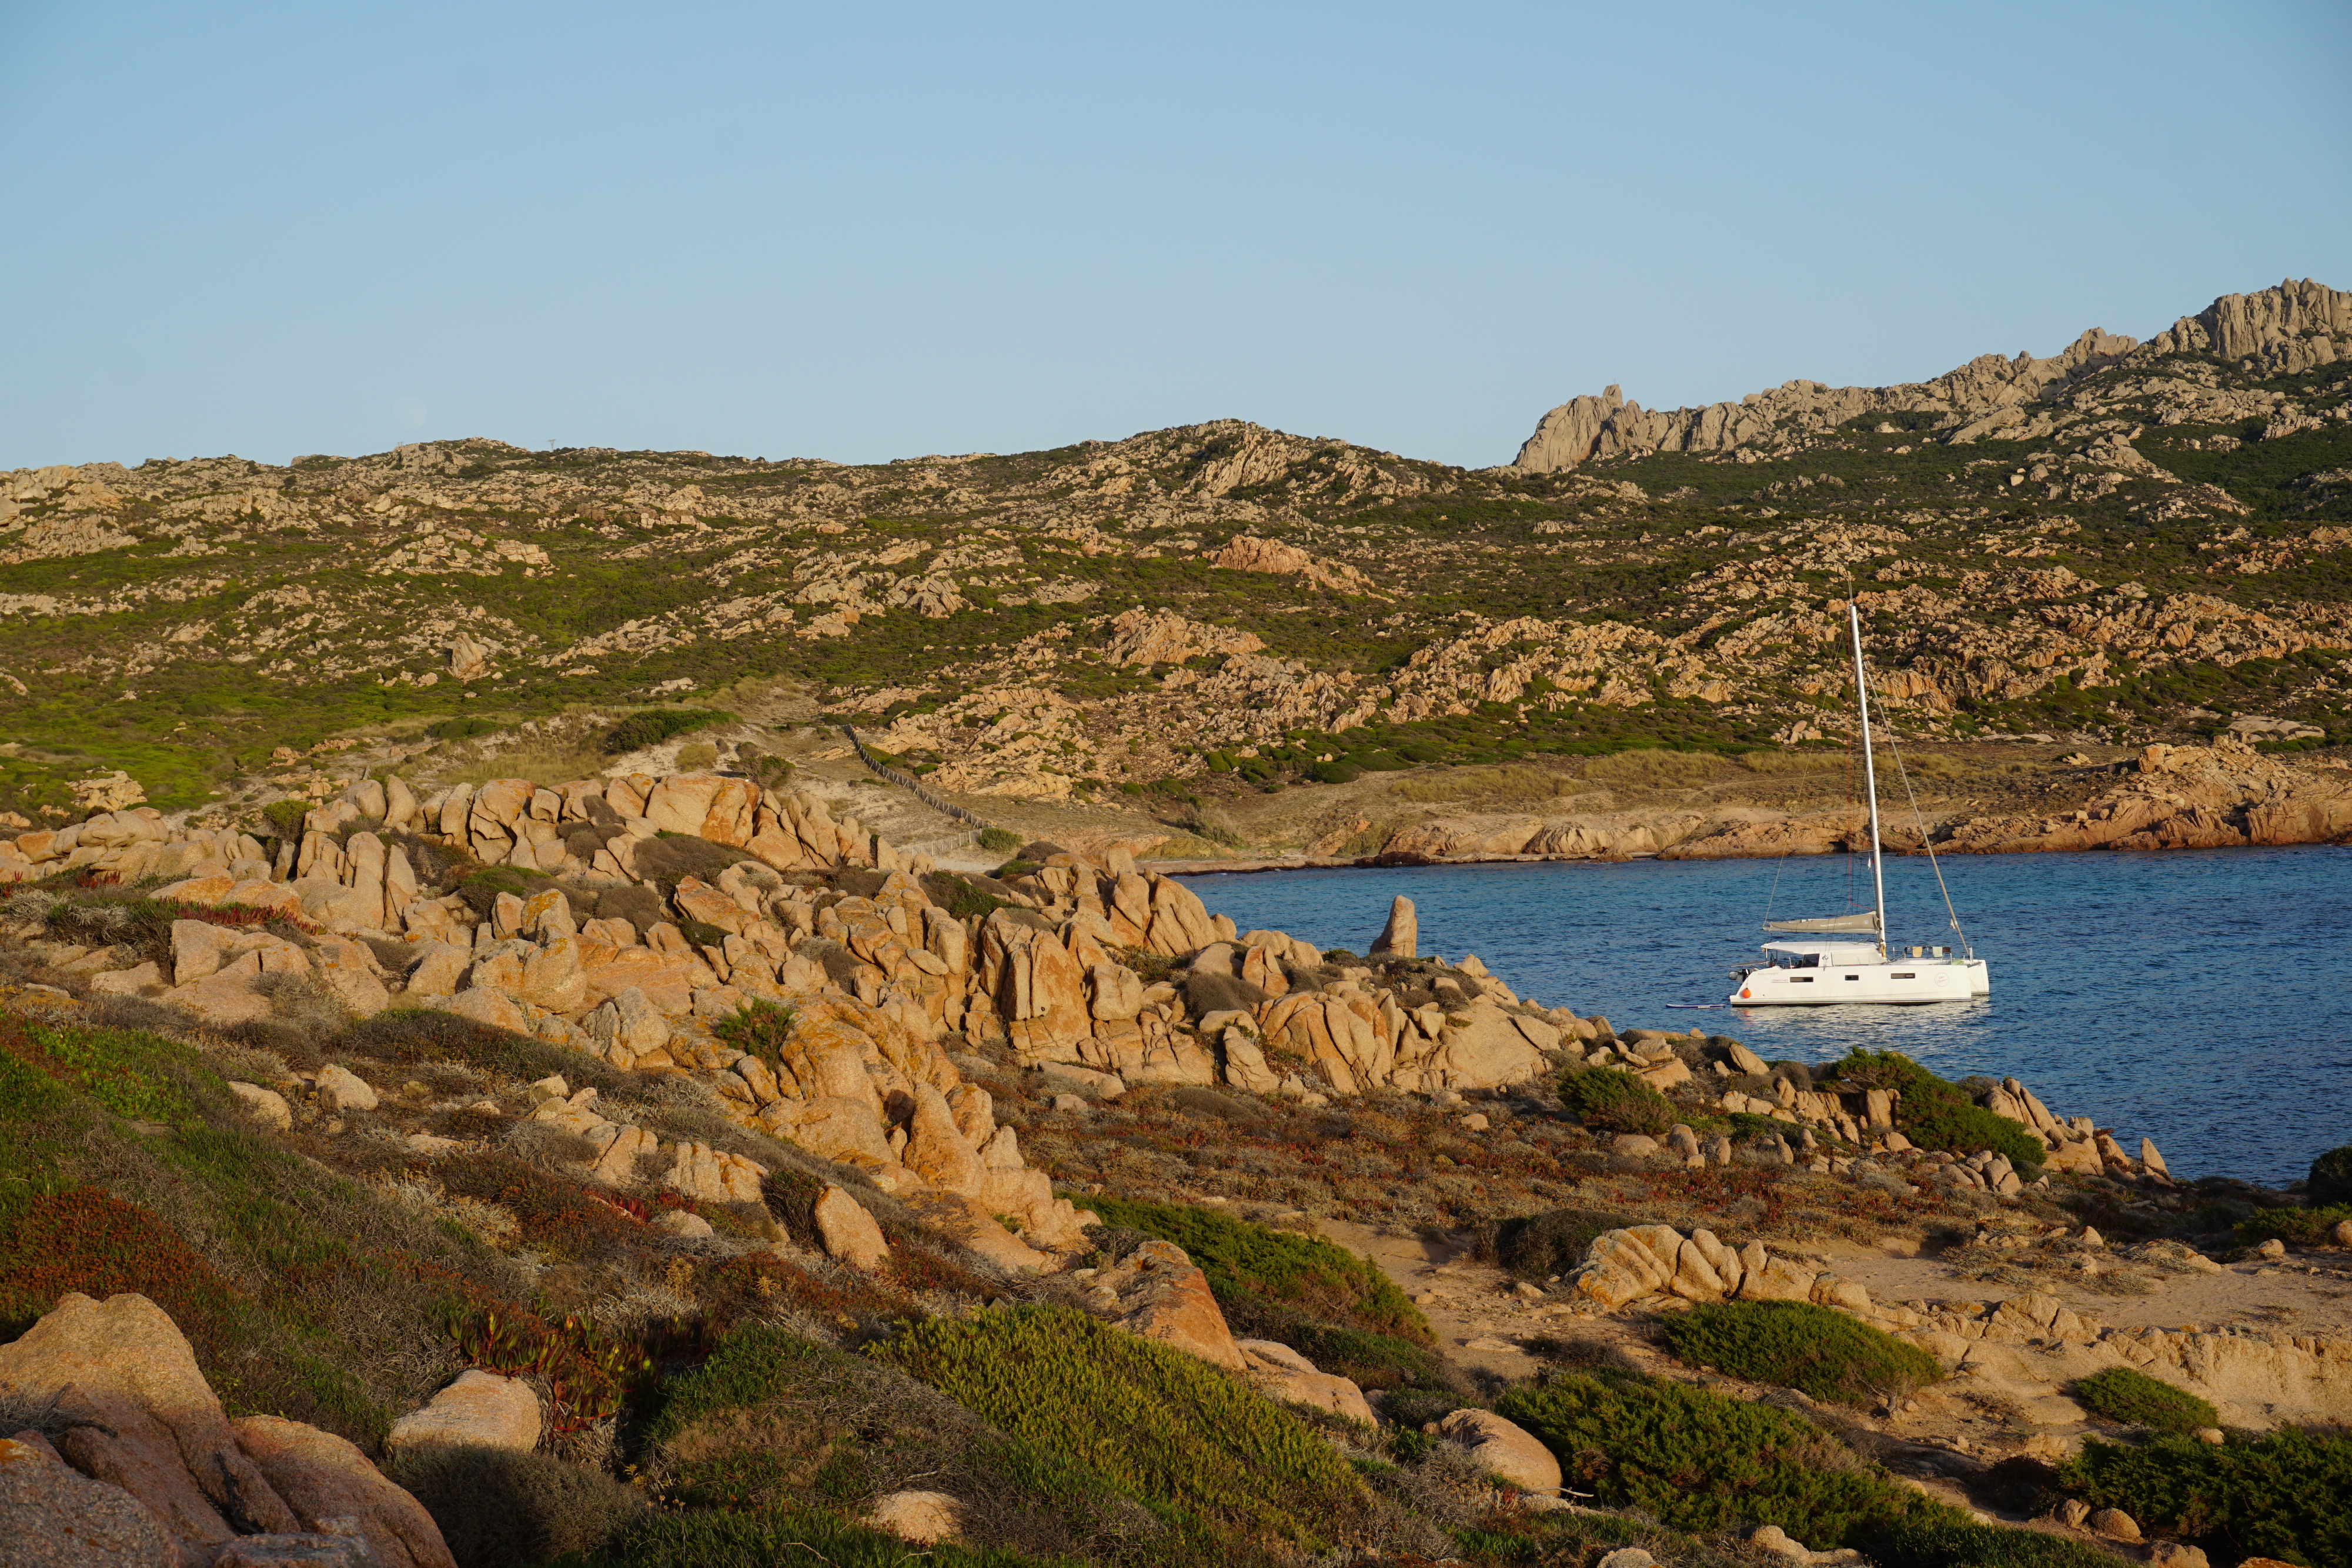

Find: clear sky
4;0;2347;473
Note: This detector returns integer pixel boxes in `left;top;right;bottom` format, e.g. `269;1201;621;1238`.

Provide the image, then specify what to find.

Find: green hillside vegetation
6;316;2351;814
1494;1373;2123;1567
867;1305;1371;1554
2060;1427;2352;1567
1556;1065;1678;1136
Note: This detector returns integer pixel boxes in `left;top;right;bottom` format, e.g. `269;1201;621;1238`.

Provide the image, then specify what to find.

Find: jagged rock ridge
1512;279;2351;472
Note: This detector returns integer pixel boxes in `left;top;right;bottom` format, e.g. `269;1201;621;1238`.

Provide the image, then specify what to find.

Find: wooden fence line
840;726;993;829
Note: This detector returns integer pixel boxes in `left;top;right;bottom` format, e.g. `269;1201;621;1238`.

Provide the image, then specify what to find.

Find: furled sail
1762;912;1881;934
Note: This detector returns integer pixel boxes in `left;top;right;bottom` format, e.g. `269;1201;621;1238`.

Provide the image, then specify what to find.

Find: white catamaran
1728;600;1989;1007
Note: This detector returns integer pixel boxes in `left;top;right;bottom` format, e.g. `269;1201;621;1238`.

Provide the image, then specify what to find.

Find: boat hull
1729;959;1986;1007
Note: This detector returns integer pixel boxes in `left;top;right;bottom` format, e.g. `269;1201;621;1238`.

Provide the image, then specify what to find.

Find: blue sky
4;1;2347;472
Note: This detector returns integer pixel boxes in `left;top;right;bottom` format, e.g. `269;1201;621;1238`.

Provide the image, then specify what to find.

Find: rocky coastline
3;758;2347;1566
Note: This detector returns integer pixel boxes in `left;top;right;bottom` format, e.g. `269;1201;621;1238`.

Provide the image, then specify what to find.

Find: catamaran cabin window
1770;952;1822;969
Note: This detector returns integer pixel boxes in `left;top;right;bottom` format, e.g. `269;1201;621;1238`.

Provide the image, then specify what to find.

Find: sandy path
1809;1237;2352;1338
1309;1218;1581;1381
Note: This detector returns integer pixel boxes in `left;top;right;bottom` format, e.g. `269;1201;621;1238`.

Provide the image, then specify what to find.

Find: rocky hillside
3;760;2349;1567
4;281;2350;863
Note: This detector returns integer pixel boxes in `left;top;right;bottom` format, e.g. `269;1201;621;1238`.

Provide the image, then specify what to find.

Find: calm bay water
1178;845;2352;1185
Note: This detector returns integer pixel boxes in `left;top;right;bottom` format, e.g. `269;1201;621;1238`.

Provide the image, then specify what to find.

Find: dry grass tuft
1579;750;1732;788
1389;765;1575;803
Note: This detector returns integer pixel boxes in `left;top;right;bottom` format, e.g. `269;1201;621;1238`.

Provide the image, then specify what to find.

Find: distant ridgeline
2;278;2350;817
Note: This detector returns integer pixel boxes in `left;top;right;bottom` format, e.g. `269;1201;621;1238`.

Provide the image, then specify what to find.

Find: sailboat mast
1847;600;1888;957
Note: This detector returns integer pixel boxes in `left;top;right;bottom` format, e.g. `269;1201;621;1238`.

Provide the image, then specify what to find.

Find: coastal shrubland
867;1305;1372;1553
1556;1065;1678;1136
1817;1049;2046;1174
1661;1299;1944;1409
2069;1367;2219;1433
2060;1427;2352;1566
0;725;2336;1568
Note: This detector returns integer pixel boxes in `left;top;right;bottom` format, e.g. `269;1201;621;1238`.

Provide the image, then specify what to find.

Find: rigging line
1865;664;1974;959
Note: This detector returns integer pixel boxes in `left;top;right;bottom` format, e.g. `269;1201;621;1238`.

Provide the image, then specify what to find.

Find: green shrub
261;798;311;835
977;827;1023;853
2310;1144;2352;1208
869;1305;1365;1548
391;1444;645;1567
1817;1050;2044;1174
1494;1373;1927;1546
2069;1368;2219;1434
1867;1513;2139;1567
1307;760;1361;784
427;716;503;742
1475;1207;1622;1280
1077;1196;1429;1343
600;708;729;755
2236;1205;2352;1247
930;874;1004;922
2060;1427;2352;1566
1272;1321;1446;1392
1557;1066;1676;1136
1726;1110;1810;1144
1662;1300;1943;1409
713;1000;799;1066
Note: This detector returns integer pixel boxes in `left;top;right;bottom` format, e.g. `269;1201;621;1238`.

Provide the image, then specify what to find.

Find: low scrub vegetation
1389;764;1576;804
1079;1196;1431;1346
2060;1426;2352;1566
1493;1372;2112;1565
389;1445;645;1568
572;1509;1076;1567
1495;1372;1927;1544
869;1305;1368;1552
1661;1299;1943;1408
2068;1367;2219;1433
1474;1206;1622;1280
1556;1065;1677;1136
2234;1203;2352;1247
2308;1142;2352;1206
600;707;730;755
1817;1049;2045;1174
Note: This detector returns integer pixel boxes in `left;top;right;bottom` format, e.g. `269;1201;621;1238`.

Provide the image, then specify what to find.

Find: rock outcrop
1514;280;2351;472
1563;1223;2352;1433
384;1370;542;1456
0;1293;455;1568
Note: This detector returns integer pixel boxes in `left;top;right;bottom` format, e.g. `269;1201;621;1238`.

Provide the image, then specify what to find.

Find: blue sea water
1177;846;2352;1186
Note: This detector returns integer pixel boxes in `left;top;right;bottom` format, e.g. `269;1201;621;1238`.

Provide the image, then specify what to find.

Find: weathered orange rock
232;1414;457;1568
814;1185;892;1272
579;944;714;1014
1093;1239;1245;1369
0;1293;302;1554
